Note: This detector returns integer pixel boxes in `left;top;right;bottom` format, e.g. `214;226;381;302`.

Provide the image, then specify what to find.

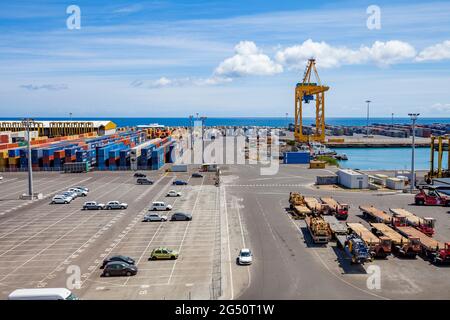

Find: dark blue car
173;180;188;185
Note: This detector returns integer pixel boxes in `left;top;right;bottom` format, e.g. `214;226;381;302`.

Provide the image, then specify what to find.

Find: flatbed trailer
323;215;348;236
389;208;435;237
320;197;349;220
396;226;444;258
359;205;392;224
304;197;325;214
371;223;420;258
348;223;391;258
288;192;311;219
305;216;331;244
292;205;311;219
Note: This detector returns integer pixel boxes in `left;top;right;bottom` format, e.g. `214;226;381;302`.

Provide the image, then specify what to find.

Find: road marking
222;185;234;300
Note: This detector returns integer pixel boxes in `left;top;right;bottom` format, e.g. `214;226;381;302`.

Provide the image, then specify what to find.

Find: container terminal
0;60;449;301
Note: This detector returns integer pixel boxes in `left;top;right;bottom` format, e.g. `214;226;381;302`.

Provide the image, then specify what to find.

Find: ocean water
1;117;450;127
337;147;448;171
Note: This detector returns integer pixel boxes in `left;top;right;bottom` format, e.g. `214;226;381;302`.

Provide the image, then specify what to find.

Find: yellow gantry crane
294;59;329;143
427;135;450;182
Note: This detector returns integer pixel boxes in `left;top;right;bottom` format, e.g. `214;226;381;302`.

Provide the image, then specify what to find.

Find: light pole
200;116;207;164
189;115;194;150
69;112;73;121
391;113;394;128
21;118;35;199
365;100;371;137
408;113;419;193
285;113;289;129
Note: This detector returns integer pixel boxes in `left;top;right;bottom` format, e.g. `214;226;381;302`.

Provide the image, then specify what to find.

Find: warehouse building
0;120;117;138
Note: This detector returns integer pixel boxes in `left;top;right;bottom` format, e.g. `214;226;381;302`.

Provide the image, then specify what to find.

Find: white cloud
214;41;283;77
113;4;143;14
131;76;232;89
275;39;416;69
416;40;450;62
20;84;68;91
428;103;450;113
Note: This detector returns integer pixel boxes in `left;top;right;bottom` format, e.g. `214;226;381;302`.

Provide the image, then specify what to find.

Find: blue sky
1;0;450;117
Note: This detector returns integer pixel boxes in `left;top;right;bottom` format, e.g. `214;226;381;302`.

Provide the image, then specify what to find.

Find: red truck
415;187;450;207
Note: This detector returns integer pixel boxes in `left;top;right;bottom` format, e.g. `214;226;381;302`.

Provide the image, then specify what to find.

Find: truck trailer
371;223;420;258
389;208;435;237
320;197;349;220
396;226;445;261
336;234;371;264
348;223;391;258
359;205;392;224
305;216;331;244
289;192;311;219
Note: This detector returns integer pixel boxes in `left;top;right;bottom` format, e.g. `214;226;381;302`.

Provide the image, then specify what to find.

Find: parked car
51;195;72;204
166;190;181;197
143;213;168;222
192;173;203;178
68;188;88;197
150;201;172;211
105;201;128;210
0;176;3;181
173;180;188;185
149;247;179;260
237;248;253;265
137;178;153;185
134;172;146;178
73;186;89;192
170;212;192;221
101;255;135;269
62;191;77;199
82;201;105;210
101;262;137;277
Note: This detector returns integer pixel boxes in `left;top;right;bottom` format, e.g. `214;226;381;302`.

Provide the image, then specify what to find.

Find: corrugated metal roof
0;120;114;128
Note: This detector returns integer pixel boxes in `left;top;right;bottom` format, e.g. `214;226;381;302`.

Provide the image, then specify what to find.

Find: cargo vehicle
8;288;78;300
371;223;420;258
390;208;435;237
82;201;105;210
397;226;445;260
171;212;192;221
51;195;72;204
102;261;137;277
149;247;179;260
336;234;371;264
323;215;347;237
137;178;153;185
304;197;327;214
320;197;349;220
305;216;331;244
237;248;253;265
101;255;135;269
166;190;181;197
173;180;188;185
433;243;450;264
150;201;172;211
415;187;450;206
288;192;311;219
143;213;168;222
348;223;391;258
134;172;146;178
105;201;128;210
359;205;392;224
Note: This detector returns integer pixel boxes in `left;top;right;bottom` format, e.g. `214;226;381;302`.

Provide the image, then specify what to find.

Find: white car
73;186;89;192
52;195;72;204
0;176;3;181
150;201;173;211
68;188;88;197
166;190;181;197
62;191;77;199
237;249;253;265
105;201;128;210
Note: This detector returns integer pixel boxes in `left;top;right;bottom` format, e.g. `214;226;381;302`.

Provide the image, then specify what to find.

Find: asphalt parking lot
0;168;227;300
222;164;450;300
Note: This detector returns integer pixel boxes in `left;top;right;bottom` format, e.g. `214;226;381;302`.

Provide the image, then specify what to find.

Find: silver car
105;201;128;210
143;213;168;222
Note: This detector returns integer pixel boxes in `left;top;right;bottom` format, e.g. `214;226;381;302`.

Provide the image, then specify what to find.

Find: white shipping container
337;169;368;189
386;178;405;190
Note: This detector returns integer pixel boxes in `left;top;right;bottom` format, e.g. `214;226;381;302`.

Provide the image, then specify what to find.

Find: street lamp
285;113;289;129
199;116;207;164
189;115;194;150
21;118;36;199
408;113;420;193
365;100;371;137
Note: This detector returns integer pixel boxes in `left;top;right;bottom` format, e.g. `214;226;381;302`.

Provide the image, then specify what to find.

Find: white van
8;288;78;300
